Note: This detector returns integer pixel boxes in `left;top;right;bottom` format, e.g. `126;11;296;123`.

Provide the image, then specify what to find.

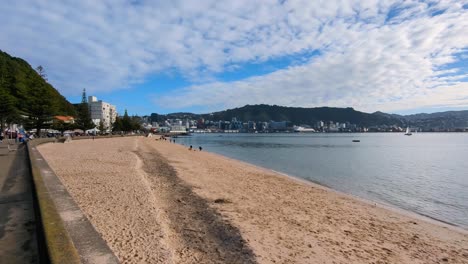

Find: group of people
0;130;34;144
155;135;203;151
157;136;177;143
188;145;202;151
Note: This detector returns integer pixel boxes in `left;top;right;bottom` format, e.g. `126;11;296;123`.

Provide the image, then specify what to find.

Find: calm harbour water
176;133;468;229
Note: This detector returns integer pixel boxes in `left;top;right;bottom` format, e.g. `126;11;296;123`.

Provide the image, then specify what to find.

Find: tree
98;120;105;134
23;79;57;137
35;65;47;81
0;88;18;132
131;115;142;131
75;88;94;130
1;51;81;137
112;116;123;132
122;109;132;132
51;119;73;133
75;103;94;130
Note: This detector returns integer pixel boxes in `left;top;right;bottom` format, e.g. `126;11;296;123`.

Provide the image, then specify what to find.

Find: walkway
0;141;39;263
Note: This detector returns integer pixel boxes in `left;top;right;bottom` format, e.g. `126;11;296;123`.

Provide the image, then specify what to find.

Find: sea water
176;133;468;229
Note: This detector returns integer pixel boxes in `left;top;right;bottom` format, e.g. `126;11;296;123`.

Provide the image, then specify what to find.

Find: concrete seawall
27;139;119;264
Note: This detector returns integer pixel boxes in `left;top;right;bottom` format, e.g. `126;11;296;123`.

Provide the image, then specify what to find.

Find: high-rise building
88;96;117;131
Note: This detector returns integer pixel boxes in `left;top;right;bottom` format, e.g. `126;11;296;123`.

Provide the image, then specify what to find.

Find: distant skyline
1;1;467;116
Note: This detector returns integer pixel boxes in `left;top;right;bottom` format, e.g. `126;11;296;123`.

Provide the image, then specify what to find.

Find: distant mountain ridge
202;105;403;127
151;105;468;130
403;110;468;130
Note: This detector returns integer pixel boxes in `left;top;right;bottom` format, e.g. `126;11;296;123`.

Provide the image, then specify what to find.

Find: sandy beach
38;137;468;263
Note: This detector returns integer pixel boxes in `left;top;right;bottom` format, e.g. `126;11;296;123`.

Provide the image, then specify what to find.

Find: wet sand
38;137;468;263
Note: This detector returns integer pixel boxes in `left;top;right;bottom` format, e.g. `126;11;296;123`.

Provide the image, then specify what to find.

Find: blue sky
1;1;468;116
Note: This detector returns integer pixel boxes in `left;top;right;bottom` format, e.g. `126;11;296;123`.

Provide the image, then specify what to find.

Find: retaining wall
27;139;119;264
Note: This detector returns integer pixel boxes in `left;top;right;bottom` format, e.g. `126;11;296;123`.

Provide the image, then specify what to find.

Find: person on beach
199;146;202;151
189;145;192;150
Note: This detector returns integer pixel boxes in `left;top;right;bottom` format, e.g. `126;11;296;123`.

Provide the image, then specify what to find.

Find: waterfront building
88;96;117;131
269;121;290;131
230;118;243;130
197;118;205;129
247;121;256;131
170;125;187;133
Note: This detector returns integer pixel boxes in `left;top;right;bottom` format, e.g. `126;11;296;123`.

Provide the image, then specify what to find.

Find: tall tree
75;103;94;130
51;119;73;133
98;120;105;134
23;78;57;136
0;88;18;132
35;65;47;81
131;115;142;131
112;116;123;132
75;89;94;130
122;109;132;132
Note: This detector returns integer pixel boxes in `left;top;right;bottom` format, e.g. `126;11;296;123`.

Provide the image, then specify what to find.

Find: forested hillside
202;105;404;126
155;104;405;127
0;50;76;134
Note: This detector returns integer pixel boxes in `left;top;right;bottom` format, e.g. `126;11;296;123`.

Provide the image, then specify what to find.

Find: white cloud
0;0;467;113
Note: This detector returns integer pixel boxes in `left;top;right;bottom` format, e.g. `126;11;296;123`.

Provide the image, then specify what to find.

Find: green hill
0;50;76;134
202;104;404;126
156;105;468;131
154;104;404;127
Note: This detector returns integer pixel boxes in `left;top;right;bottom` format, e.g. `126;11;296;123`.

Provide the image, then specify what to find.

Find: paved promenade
0;141;38;263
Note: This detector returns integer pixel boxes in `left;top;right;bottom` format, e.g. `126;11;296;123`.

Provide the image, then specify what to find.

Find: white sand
38;137;468;263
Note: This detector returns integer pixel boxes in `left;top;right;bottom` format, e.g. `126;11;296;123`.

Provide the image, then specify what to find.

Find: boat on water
404;127;412;136
293;126;316;133
352;139;360;142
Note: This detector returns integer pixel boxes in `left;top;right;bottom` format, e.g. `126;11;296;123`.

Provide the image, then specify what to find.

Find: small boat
404;127;412;136
352;139;360;142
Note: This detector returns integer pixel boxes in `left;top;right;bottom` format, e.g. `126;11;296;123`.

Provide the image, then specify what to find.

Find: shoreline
38;137;468;263
172;140;468;233
264;168;468;234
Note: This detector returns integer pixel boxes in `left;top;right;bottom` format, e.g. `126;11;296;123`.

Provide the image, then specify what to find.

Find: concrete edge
27;139;120;264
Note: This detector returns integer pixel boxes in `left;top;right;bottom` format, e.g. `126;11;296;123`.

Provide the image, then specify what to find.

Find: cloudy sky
1;0;468;115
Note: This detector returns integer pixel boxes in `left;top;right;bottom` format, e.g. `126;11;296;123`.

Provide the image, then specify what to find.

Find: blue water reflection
176;133;468;229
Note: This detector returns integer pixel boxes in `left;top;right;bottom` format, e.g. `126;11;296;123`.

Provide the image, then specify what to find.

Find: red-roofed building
54;116;75;124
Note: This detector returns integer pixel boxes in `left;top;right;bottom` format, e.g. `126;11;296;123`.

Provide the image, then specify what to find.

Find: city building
88;96;117;131
268;121;291;131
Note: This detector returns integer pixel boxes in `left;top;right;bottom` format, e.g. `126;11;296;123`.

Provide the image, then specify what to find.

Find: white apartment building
88;96;117;131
